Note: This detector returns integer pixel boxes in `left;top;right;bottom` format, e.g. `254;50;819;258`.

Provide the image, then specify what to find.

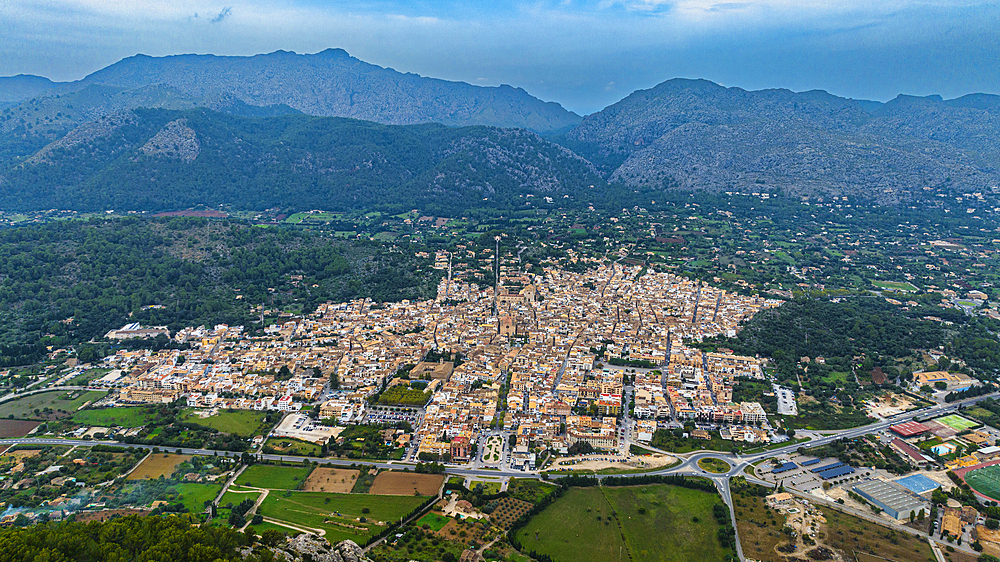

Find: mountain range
1;49;999;212
0;49;580;134
0;108;603;213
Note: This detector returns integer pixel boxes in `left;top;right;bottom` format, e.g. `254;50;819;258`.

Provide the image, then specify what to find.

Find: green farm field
169;482;222;514
72;407;158;427
0;390;107;420
517;484;732;562
234;464;313;490
180;409;271;437
258;491;428;543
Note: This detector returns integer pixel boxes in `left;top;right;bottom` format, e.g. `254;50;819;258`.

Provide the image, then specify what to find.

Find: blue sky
1;0;998;114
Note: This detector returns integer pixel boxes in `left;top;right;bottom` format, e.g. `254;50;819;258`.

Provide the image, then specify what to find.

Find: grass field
934;414;979;431
235;464;313;490
0;390;108;420
128;453;192;480
72;407;158;428
416;512;450;531
265;437;322;457
965;464;1000;501
169;482;222;513
873;280;918;292
517;484;732;562
66;369;110;386
507;479;559;503
258;491;428;544
180;409;271;437
698;458;731;474
819;505;934;561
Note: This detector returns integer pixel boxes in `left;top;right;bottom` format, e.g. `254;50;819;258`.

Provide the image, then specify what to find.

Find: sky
1;0;998;114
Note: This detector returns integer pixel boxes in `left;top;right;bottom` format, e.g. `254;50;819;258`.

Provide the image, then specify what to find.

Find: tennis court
934;414;978;431
964;464;1000;501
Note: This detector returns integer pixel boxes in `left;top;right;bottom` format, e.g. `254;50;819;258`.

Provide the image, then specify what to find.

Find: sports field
934;414;978;431
965;464;1000;501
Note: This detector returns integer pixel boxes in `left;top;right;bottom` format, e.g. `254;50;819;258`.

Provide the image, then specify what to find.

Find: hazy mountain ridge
16;49;580;134
0;74;56;102
0;108;604;212
564;79;1000;202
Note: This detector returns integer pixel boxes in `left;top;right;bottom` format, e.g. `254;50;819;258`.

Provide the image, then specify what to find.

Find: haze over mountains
1;49;999;212
0;49;581;134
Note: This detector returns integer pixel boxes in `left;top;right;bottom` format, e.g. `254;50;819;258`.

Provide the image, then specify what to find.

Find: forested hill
0;108;604;213
0;217;443;347
1;49;581;134
559;78;1000;204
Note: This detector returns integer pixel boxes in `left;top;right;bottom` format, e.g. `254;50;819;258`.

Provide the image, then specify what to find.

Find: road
1;390;993;561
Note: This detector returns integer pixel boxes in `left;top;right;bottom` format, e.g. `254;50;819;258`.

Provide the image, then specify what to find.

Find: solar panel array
816;465;855;479
772;462;797;474
810;462;845;473
799;458;821;466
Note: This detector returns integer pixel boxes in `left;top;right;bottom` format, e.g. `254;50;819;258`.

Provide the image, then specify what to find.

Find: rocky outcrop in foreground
243;535;373;562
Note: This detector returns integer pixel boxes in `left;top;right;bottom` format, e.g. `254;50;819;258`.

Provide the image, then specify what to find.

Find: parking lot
364;406;421;426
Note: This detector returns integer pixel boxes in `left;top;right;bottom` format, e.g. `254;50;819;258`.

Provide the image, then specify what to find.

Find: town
91;258;780;470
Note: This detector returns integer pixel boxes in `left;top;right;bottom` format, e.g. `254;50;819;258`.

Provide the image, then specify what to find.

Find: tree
935;381;948;391
259;528;285;547
986;519;999;530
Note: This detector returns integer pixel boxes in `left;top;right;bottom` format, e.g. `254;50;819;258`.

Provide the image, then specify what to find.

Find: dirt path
260;516;325;536
237;487;270;532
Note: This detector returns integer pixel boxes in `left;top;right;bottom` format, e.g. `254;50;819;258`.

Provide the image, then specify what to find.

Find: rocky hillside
561;79;1000;203
0;107;604;213
4;49;580;134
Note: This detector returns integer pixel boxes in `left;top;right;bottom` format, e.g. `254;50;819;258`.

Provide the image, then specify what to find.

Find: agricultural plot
517;484;732;562
258;491;428;544
303;467;359;493
369;471;444;496
0;419;41;438
127;453;192;480
72;407;158;428
234;464;313;490
180;409;271;437
0;390;107;420
489;497;533;529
